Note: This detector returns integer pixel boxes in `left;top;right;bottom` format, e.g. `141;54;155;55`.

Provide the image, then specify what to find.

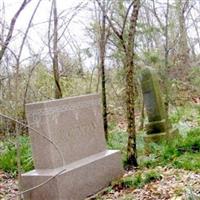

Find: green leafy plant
121;173;143;188
169;107;185;124
141;128;200;171
0;136;33;176
107;127;128;164
114;170;162;191
143;170;162;184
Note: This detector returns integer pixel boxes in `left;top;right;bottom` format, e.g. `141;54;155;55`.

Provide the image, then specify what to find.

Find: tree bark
125;0;140;166
164;0;170;114
52;0;62;99
99;0;108;140
177;0;190;67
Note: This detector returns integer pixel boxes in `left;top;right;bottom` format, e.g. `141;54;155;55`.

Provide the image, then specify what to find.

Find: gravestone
141;67;178;143
21;94;123;200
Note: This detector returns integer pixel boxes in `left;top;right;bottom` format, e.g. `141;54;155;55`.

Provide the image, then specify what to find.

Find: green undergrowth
0;122;199;176
108;123;200;172
94;170;162;199
0;136;33;176
107;123;144;166
140;127;200;172
104;125;200;199
107;125;128;164
114;170;162;189
169;105;200;135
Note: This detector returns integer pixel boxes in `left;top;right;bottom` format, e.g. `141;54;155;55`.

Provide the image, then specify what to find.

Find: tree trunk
177;0;190;69
125;0;140;166
99;0;108;140
125;56;137;166
164;0;170;114
53;0;62;99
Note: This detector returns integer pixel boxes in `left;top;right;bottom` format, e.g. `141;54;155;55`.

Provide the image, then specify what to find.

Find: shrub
0;136;33;176
121;173;143;188
114;170;162;190
143;170;162;184
107;126;128;164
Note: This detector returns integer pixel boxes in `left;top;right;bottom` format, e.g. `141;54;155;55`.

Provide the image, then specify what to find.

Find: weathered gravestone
21;94;123;200
141;67;178;143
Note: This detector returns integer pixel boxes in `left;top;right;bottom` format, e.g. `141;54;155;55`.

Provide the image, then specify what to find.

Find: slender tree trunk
177;0;190;68
53;0;62;99
101;51;108;140
164;0;169;72
164;0;170;114
125;56;137;166
14;50;22;200
126;0;140;166
99;0;108;140
22;64;37;119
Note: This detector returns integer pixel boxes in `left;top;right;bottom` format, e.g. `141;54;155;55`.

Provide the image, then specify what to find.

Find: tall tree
96;0;140;166
125;0;140;166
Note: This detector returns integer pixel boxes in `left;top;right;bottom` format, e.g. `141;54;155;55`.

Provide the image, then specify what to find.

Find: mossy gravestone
141;67;178;143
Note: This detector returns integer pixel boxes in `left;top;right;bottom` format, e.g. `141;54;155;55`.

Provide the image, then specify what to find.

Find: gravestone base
145;119;167;134
143;128;179;154
22;150;123;200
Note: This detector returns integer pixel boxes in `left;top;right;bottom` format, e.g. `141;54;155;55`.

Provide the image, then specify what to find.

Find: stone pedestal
21;94;123;200
143;128;179;154
22;151;122;200
144;128;179;143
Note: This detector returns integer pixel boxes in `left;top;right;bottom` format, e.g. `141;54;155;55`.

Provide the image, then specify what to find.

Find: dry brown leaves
0;170;18;200
0;167;199;200
100;167;200;200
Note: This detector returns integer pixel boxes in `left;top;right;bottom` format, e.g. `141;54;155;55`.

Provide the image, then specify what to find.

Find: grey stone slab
22;150;123;200
26;94;107;169
141;67;166;124
22;94;123;199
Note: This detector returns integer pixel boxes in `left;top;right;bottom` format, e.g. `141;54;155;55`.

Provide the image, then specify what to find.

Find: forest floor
91;167;200;200
0;170;18;199
0;167;200;200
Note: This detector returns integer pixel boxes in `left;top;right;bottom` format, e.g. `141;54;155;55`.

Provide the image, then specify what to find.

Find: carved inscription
58;121;97;139
28;99;99;123
143;90;156;118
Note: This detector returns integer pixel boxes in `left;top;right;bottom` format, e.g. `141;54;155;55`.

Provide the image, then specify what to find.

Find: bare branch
58;2;86;41
95;0;123;41
122;1;135;36
17;0;43;62
151;0;164;32
0;0;33;62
